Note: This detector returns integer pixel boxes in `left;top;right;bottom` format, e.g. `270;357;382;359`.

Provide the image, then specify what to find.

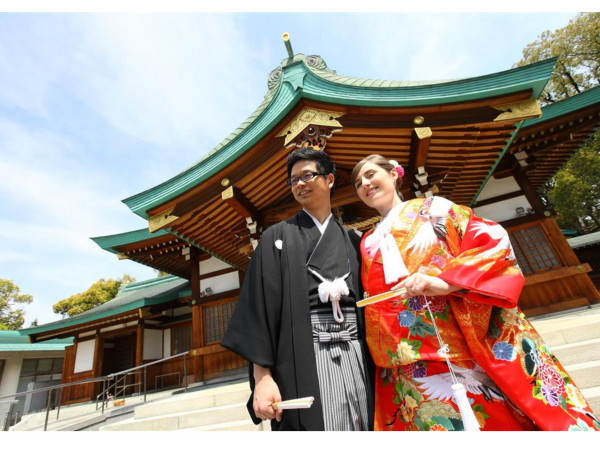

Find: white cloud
65;14;268;154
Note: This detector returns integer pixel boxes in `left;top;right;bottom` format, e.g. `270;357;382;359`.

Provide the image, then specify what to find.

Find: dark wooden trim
473;189;524;208
198;288;240;306
199;267;238;281
191;344;227;357
511;160;547;214
222;186;260;224
524;264;592;286
500;212;547;228
522;297;590;317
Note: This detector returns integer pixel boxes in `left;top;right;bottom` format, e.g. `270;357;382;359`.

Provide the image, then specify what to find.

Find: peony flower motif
492;342;515;361
565;384;587;408
399;310;416;327
397;341;417;365
412;361;427;378
426;296;447;313
399;363;415;378
404;395;418;409
539;364;566;394
541;385;560;407
538;352;555;366
430;424;448;431
408;296;423;311
501;308;518;325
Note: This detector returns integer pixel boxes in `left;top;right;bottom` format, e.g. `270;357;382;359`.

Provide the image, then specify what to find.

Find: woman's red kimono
360;196;599;431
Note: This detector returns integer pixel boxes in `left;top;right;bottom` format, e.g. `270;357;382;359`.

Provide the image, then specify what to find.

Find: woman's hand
393;273;461;298
252;364;283;422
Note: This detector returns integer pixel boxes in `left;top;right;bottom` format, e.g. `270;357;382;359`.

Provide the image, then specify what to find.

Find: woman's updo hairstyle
351;154;404;200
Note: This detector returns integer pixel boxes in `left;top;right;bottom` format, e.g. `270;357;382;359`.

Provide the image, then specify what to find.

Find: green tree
53;274;136;318
548;131;600;233
515;12;600;103
0;279;33;330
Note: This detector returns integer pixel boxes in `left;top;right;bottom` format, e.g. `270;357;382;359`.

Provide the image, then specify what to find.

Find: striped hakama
311;308;370;431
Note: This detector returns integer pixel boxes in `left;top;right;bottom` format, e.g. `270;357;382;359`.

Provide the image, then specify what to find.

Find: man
221;147;373;431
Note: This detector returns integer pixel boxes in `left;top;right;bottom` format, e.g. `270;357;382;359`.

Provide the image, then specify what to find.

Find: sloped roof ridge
123;55;556;218
117;274;182;293
176;54;453;174
523;84;600;128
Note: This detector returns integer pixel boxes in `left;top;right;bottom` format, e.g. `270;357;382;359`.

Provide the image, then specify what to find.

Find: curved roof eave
91;228;172;254
20;276;190;336
123;57;557;219
521;84;600;129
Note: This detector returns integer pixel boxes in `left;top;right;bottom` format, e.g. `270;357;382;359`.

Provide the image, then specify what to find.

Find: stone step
134;382;249;419
99;402;250;431
550;338;600;367
188;419;270;431
581;386;600;415
564;361;600;390
532;309;600;347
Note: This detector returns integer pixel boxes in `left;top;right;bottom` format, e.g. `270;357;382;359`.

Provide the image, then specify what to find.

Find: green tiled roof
568;231;600;249
123;54;557;219
0;330;73;351
91;228;171;254
522;85;600;128
20;276;190;336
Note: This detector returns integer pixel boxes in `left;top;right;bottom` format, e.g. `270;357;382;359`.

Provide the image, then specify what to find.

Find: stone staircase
98;379;270;431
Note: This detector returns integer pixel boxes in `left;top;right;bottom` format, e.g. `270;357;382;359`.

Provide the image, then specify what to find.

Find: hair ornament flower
389;160;405;178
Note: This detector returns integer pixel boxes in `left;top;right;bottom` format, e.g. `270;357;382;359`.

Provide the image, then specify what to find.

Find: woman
351;154;599;431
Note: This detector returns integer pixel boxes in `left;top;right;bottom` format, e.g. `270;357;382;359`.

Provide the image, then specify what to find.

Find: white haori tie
364;203;409;285
307;267;349;323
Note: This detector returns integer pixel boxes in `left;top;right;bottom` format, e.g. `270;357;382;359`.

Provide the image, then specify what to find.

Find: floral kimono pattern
361;196;599;431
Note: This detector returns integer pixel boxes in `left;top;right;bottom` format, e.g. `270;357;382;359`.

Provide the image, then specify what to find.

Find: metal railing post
56;387;63;421
2;400;17;431
184;354;188;392
0;350;190;431
101;378;106;414
43;388;53;431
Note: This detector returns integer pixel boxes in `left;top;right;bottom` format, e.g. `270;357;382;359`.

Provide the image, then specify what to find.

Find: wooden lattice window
203;300;237;345
172;324;192;354
509;225;561;275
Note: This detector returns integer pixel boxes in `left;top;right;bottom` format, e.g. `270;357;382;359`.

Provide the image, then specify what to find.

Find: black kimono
221;210;374;430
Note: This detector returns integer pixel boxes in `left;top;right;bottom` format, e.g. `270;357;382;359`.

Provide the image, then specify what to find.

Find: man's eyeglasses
287;171;326;187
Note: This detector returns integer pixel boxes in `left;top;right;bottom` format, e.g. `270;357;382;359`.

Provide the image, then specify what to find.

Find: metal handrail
95;371;143;412
0;350;189;431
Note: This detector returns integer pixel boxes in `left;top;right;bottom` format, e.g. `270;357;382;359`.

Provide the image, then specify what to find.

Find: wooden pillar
189;246;204;382
511;155;547;216
135;323;144;367
135;323;144;392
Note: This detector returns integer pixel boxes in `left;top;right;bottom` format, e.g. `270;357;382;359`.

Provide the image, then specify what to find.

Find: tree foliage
53;274;136;318
0;279;33;330
515;12;600;104
548;130;600;233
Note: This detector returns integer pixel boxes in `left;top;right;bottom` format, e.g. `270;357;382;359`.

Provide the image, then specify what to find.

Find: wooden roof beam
221;185;260;224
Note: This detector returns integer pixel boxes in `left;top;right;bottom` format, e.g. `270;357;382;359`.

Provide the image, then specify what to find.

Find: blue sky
0;11;586;326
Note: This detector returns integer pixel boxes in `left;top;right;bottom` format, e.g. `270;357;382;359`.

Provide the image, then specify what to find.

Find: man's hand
253;364;283;422
393;273;460;298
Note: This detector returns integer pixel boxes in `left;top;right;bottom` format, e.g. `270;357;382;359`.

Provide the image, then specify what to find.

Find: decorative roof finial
282;32;294;59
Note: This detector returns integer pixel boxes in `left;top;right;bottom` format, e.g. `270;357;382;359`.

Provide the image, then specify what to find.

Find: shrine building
17;38;600;406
